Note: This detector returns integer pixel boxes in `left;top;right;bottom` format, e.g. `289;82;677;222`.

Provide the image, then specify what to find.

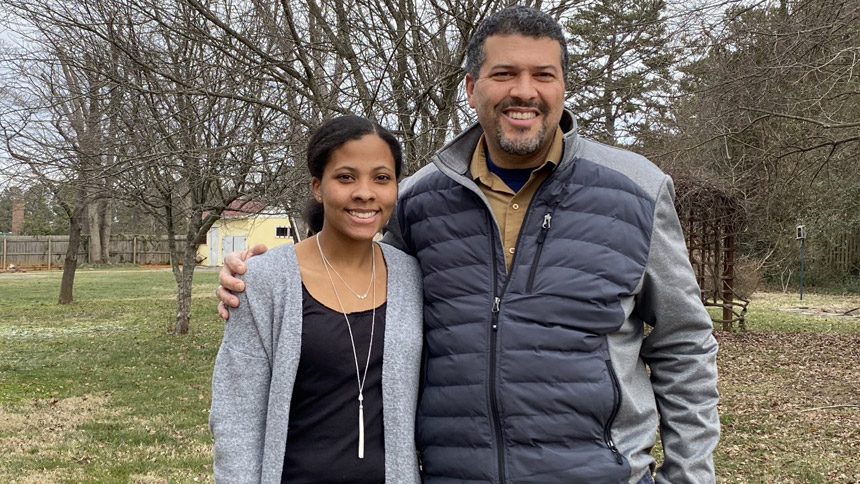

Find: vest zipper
489;296;506;482
523;166;568;294
488;213;506;484
525;212;552;293
417;450;424;475
486;166;558;482
604;360;624;465
480;144;576;482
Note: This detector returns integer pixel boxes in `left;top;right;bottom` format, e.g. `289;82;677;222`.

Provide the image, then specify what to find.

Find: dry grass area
0;394;112;454
0;391;214;484
0;396;110;483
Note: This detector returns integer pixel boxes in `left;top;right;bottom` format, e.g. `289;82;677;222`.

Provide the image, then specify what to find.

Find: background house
197;200;297;267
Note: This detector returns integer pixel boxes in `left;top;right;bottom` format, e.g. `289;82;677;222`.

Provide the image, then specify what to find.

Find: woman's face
312;134;398;243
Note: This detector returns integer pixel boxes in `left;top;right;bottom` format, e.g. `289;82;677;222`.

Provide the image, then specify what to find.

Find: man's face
466;34;565;169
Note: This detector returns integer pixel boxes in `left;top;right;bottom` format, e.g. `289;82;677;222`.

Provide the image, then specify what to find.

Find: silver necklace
316;234;375;299
317;236;376;459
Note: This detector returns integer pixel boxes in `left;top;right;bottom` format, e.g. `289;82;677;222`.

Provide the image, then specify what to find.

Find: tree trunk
602;61;617;145
87;201;103;263
173;247;198;334
100;199;112;262
58;214;83;304
174;265;193;334
164;202;193;334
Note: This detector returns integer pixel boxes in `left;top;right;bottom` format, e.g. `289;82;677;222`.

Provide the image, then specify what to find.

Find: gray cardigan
210;243;423;484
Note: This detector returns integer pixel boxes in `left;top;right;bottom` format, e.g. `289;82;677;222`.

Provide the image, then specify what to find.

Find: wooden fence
817;226;860;274
1;235;187;269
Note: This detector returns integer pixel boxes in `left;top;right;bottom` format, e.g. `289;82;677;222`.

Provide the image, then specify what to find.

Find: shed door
221;235;247;266
208;227;219;267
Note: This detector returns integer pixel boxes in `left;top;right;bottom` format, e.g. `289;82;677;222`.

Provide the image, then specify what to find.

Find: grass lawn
0;267;222;483
1;269;859;483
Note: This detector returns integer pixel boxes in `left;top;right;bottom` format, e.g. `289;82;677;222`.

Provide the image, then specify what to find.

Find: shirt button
512;203;520;210
508;247;515;254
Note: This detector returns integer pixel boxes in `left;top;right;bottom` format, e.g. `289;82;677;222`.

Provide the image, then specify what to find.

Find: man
217;6;719;483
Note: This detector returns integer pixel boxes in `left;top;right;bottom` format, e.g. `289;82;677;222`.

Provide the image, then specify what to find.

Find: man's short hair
464;6;569;80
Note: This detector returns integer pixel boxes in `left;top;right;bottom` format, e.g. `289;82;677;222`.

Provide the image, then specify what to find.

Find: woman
210;116;423;484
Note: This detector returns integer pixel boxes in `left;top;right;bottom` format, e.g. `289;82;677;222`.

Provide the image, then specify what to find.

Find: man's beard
494;100;548;156
496;123;546;156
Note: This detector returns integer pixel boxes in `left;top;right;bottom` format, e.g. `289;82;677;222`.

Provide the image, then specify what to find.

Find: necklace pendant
356;294;367;300
358;395;365;459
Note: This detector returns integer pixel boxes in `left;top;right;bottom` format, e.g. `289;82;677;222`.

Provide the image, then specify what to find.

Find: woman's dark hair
303;115;403;235
303;197;326;237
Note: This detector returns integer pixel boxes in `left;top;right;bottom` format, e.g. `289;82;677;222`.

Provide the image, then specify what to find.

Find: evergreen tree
21;185;68;235
566;0;675;146
0;186;67;235
0;188;16;234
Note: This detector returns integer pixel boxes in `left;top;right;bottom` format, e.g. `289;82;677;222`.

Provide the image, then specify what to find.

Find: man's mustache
497;99;548;114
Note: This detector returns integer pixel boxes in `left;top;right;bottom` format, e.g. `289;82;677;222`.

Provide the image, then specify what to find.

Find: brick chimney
11;198;24;235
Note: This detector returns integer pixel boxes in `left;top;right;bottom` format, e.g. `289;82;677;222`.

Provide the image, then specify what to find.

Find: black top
281;285;386;484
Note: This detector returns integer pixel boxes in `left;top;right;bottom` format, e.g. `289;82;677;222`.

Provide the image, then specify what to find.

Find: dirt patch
780;305;860;318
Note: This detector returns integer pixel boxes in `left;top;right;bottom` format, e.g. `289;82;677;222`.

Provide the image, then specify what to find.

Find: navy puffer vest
398;149;655;484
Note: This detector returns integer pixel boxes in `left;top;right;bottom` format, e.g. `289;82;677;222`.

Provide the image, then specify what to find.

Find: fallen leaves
716;331;860;483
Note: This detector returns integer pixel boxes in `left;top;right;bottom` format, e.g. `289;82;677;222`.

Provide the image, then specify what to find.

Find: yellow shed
197;201;297;267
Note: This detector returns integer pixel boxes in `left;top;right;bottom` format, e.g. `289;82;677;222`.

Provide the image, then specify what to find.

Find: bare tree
100;0;304;333
660;0;860;281
0;0;122;302
177;0;579;173
1;0;304;329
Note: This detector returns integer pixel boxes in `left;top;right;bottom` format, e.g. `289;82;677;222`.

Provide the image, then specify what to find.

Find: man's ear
465;74;476;109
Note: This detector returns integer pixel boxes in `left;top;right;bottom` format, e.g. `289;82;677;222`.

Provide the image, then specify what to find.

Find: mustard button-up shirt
470;128;563;270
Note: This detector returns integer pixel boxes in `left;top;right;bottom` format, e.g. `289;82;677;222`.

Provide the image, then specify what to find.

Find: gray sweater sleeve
210;270;274;484
637;177;720;484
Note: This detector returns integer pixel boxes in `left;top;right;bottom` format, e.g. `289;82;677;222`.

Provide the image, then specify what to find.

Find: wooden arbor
673;175;747;331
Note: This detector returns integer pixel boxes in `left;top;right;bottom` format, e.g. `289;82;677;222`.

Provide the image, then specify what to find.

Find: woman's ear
311;178;322;202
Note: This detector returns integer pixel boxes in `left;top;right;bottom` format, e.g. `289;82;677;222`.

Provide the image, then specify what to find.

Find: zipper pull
538;213;552;243
491;297;500;330
542;213;552;229
607;438;623;464
492;297;500;313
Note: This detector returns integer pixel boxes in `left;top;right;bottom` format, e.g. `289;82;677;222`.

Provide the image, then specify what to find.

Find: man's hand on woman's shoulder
216;244;268;319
